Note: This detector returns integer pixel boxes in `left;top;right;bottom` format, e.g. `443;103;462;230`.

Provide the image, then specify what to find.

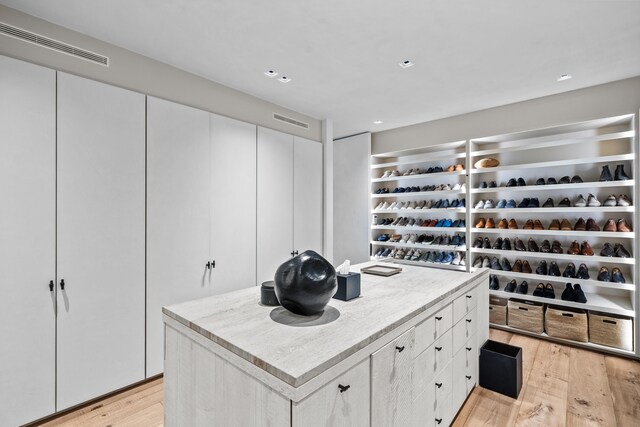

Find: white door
293;137;323;255
257;127;294;284
210;114;257;293
147;97;211;376
0;56;56;426
56;73;146;409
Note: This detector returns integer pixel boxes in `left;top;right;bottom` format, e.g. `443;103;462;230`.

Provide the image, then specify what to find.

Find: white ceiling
2;0;640;138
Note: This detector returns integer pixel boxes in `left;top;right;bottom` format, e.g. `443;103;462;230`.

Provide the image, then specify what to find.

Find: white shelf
469;247;636;265
470;228;635;239
488;288;634;317
371;189;465;199
372;169;465;182
379;257;467;271
372;208;466;214
373;225;466;232
470;180;635;194
370;151;466;170
372;241;467;252
469;153;634;174
470;206;635;214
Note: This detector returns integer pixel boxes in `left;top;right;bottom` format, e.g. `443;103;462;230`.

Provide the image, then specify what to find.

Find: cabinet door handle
395;345;405;352
436;418;442;424
466;347;472;351
466;375;472;380
435;316;442;321
206;261;211;270
435;346;442;351
466;319;472;323
60;279;65;290
466;295;472;299
338;384;350;393
435;382;443;388
49;280;54;292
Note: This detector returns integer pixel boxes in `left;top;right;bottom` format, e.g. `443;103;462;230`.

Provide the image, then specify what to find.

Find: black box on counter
333;272;361;301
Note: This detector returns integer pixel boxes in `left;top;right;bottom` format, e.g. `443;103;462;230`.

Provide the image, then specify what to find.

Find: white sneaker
451;252;461;265
381;170;391;178
416;200;426;209
410;168;422;175
408;234;418;244
403;169;413;176
424;200;433;209
475;200;484;209
460;183;466;191
400;234;410;243
441;184;451;191
391;170;400;177
374;201;384;210
407;201;417;209
452;183;461;190
459;253;466;266
381;201;390;209
400;202;408;209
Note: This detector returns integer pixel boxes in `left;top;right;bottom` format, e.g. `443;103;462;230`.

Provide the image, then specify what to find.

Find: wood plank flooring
33;329;640;426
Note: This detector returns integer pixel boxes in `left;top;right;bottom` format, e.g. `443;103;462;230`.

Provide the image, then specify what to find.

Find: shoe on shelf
574;218;586;231
443;219;453;227
475;200;485;209
516;281;528;294
473;256;483;268
484;200;495;209
456;164;464;171
441;235;451;245
451;252;462;265
558;197;571;207
535;178;546;185
381;170;392;178
523;219;534;230
597;267;611;282
395;249;405;259
563;263;576;278
506;178;517;187
561;284;575;301
482;256;491;268
615;243;631;258
575;263;590;280
547;177;558;185
508;218;518;229
573;284;587;303
542;198;554;208
450;234;461;246
533;219;544;230
581;241;594;256
600;242;614;257
617;194;632;206
540;240;551;253
544;283;556;299
529;198;540;208
517;178;526;186
404;249;414;260
441;199;450;209
512;259;523;272
500;258;512;271
567;240;580;255
479;181;488;189
497;218;508;229
518;198;530;208
560;219;573;231
486;218;496;228
549;261;561;277
528;238;540;252
452;183;461;191
600;165;613;181
504;279;517;293
617;218;633;232
551;240;563;254
505;199;517;208
492;237;503;250
514;238;526;251
586;218;600;231
604;219;617;232
603;195;617;207
611;267;626;283
442;252;455;264
502;238;512;251
522;260;532;274
574;194;587;207
559;176;571;184
536;260;548;275
549;219;561;230
615;164;631;181
571;175;583;184
533;283;545;297
488;181;497;188
482;237;491;249
475;217;486;228
587;194;601;207
489;275;500;290
496;199;507;209
490;257;502;270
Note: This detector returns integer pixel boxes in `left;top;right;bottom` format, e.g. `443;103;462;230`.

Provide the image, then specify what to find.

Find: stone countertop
163;262;489;388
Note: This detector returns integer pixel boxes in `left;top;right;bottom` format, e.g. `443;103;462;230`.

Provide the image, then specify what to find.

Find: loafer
547;177;557;185
533;219;544;230
542;198;554;208
559;176;571;184
506;178;517;187
486;218;496;228
604;219;617;232
489;274;500;290
500;258;512;271
611;267;626;283
600;165;613;181
573;284;587;303
563;263;576;278
514;238;526;251
533;283;545;297
501;238;512;251
574;218;587;231
617;218;632;232
475;218;486;228
561;283;575;301
508;218;518;229
483;237;492;249
574;194;587;207
504;279;517;293
490;257;502;270
581;241;594;256
518;198;530;208
517;178;526;186
544;283;556;298
549;261;561;277
549;219;561;230
614;164;631;181
505;199;517;208
516;281;528;294
558;197;571;207
497;218;508;229
492;237;503;250
603;195;617;207
522;260;532;273
600;242;614;256
551;241;563;254
540;240;551;253
614;243;631;258
586;218;600;231
617;194;632;206
597;267;611;282
587;194;601;207
528;238;540;252
523;219;534;230
571;175;583;184
528;198;540;208
535;178;546;185
512;259;523;272
576;263;590;280
567;240;580;255
560;219;573;230
535;260;548;275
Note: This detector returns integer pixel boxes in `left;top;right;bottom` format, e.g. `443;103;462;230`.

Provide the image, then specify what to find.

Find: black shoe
528;198;540;208
514;238;526;251
561;283;575;301
558;197;571;207
490;257;502;270
611;267;626;283
504;279;517;293
518;198;530;208
573;284;587;303
615;164;631;181
528;239;540;252
535;178;546;185
576;263;590;280
501;238;512;251
492;237;503;250
516;281;528;294
480;181;488;188
542;198;554;208
615;243;631;258
483;237;491;249
563;263;576;278
500;258;512;271
540;240;551;253
597;267;611;282
600;242;615;257
517;178;526;186
544;283;556;299
547;177;557;185
488;181;497;188
489;274;500;290
549;261;561;277
536;260;548;275
506;178;517;187
600;165;613;181
473;237;483;248
559;176;571;184
533;283;545;297
571;175;583;183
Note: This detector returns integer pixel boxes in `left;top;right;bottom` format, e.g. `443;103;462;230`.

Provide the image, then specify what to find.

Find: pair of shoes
475;218;497;228
597;266;626;283
506;177;527;187
600;164;631;181
445;164;465;172
535;260;562;276
573;217;600;231
517;198;540;208
488;237;512;251
603;194;632;206
558;175;583;184
532;283;555;298
377;234;390;241
600;242;631;258
574;194;601;207
567;241;594;256
603;218;633;232
478;181;497;189
561;284;587;303
522;219;544;230
561;262;590;279
474;200;496;209
535;177;559;185
380;170;401;178
503;279;528;294
511;259;532;273
375;188;390;194
537;239;562;253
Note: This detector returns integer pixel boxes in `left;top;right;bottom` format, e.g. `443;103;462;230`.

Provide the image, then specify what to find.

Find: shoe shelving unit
369;114;639;358
370;140;468;271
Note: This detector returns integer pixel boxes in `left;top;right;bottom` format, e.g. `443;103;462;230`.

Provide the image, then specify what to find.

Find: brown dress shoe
475;217;486;228
549;219;561;230
497;218;508;229
567;240;581;255
455;164;464;171
533;219;544;230
574;217;586;231
551;240;563;254
586;218;600;231
617;218;633;232
508;218;518;229
514;238;526;251
486;218;496;228
581;241;594;256
604;219;617;232
560;219;573;231
512;259;523;272
446;164;455;172
522;260;532;274
523;219;534;230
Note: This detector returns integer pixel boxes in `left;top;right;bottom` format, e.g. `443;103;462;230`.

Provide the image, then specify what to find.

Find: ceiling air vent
273;113;309;129
0;22;109;66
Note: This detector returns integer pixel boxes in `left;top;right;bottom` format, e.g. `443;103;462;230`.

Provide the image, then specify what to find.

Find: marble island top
163;262;489;388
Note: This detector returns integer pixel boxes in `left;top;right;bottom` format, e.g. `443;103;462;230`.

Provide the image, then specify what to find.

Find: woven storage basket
489;296;508;325
589;311;634;351
545;305;588;342
507;299;544;333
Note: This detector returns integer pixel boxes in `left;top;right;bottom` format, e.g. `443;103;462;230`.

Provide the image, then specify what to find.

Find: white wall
333;133;371;265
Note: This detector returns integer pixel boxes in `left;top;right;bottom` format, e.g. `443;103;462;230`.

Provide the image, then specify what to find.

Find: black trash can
479;339;522;399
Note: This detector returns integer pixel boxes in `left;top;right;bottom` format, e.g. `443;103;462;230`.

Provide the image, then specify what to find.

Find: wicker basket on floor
507;299;544;334
545;305;588;342
589;311;634;351
489;296;508;325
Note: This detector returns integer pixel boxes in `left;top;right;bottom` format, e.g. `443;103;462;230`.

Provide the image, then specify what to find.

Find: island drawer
452;307;477;354
452;333;478;410
413;329;452;396
414;303;453;356
453;285;478;323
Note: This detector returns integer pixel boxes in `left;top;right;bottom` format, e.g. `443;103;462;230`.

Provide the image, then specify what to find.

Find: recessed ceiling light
557;74;572;81
373;120;383;124
264;70;278;77
399;60;414;69
278;76;291;83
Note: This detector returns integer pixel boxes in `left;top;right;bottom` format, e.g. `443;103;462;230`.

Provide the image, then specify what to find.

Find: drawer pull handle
396;345;405;352
435;346;442;352
466;319;472;323
338;384;350;393
466;375;472;380
435;316;442;321
435;382;443;388
466;295;472;299
49;280;54;292
466;347;472;351
436;419;442;424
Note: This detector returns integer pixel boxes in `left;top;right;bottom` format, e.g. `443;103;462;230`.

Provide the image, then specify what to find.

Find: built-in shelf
469;153;634;175
373;225;466;232
470;228;635;238
469;247;636;265
380;257;467;271
470;206;635;214
371;151;467;170
372;170;466;182
470;180;635;194
371;190;466;199
372;208;466;214
372;241;467;252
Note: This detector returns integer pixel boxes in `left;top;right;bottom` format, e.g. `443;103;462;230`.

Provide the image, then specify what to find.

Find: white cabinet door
210;114;257;293
293;136;323;255
257;127;293;284
0;56;56;426
147;97;211;376
56;73;146;409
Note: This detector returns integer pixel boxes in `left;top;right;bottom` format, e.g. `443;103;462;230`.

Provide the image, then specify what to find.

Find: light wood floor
36;329;640;426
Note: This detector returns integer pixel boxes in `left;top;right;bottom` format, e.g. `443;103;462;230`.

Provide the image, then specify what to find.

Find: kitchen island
162;262;489;426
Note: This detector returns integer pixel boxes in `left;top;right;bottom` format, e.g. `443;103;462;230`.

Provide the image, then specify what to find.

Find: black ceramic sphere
274;250;337;316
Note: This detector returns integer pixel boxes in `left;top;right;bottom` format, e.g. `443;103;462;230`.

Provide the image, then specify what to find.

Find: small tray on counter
360;265;402;277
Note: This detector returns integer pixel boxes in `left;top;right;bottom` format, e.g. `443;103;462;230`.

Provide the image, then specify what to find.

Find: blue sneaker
435;219;445;227
441;252;454;264
451;199;459;208
441;199;450;208
496;199;507;208
458;198;466;208
506;199;517;208
433;199;443;209
443;219;453;227
451;234;461;246
451;219;461;227
434;251;444;263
